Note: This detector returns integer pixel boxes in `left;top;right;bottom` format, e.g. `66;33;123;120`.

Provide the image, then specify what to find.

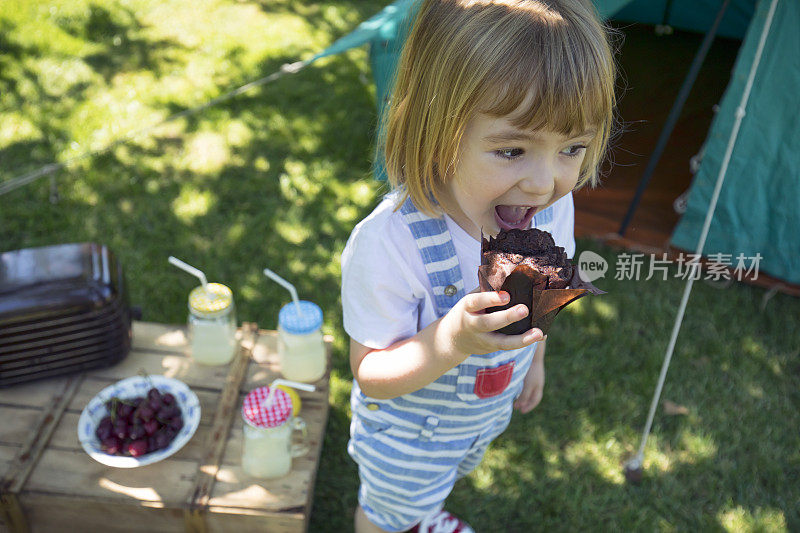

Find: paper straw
263;268;304;317
265;379;316;407
168;256;209;292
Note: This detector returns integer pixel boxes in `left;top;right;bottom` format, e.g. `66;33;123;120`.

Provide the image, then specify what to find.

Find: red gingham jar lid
242;386;292;428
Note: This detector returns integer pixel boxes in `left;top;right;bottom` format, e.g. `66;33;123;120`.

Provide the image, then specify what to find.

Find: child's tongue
495;205;533;230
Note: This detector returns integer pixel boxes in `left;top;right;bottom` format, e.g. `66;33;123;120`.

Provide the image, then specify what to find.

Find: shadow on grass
1;28;379;527
0;20;66;174
250;0;389;45
67;4;186;83
310;248;800;532
1;2;798;531
0;7;187;181
441;254;800;532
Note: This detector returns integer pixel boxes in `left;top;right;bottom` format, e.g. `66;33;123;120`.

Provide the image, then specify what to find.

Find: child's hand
515;346;545;413
442;290;543;359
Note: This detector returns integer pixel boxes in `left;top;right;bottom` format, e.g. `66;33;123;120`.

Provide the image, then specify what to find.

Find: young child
341;1;616;531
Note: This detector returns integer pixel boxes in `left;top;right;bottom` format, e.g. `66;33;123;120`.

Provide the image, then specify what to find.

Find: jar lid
278;301;322;335
189;283;233;317
242;386;292;428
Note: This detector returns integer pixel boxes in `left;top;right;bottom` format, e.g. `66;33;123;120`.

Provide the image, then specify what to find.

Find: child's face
441;112;595;240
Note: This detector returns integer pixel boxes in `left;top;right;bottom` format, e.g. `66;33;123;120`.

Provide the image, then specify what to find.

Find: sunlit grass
182;132;230;174
2;1;799;532
172;186;215;223
719;506;787;532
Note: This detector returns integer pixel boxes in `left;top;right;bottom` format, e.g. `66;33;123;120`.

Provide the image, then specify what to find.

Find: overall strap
533;206;553;226
399;196;465;317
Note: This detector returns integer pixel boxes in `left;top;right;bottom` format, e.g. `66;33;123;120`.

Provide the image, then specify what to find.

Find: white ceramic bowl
78;375;201;468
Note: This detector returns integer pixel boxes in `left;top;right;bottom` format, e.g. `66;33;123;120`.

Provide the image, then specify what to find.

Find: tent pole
617;0;730;237
660;0;675;26
624;0;780;482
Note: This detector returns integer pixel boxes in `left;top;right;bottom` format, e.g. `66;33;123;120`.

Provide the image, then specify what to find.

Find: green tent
668;0;800;285
311;0;799;285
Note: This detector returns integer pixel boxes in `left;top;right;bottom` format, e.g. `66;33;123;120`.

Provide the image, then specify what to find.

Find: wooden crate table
0;321;332;533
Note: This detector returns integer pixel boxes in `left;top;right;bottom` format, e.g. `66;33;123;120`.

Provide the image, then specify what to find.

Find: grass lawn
1;1;799;531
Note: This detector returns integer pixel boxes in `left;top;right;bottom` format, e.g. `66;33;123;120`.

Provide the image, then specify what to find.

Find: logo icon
577;251;608;282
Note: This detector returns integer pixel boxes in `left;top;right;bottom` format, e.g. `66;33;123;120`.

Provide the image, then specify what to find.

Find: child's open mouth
494;205;537;231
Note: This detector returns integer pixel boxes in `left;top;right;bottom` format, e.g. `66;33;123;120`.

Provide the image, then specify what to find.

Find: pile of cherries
95;387;184;458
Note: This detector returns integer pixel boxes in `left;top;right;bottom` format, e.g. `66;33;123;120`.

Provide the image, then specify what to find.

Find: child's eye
495;148;524;160
561;144;587;157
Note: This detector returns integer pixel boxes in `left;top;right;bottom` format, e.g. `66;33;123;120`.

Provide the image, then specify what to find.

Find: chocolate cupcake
478;228;604;335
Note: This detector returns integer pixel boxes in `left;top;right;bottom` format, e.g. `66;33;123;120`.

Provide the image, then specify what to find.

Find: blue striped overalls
348;197;552;532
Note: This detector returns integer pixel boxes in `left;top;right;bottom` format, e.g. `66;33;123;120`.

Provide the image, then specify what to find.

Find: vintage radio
0;243;132;387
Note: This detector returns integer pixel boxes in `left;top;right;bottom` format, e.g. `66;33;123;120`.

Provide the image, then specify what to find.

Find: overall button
444;284;457;296
420;416;439;441
366;403;380;411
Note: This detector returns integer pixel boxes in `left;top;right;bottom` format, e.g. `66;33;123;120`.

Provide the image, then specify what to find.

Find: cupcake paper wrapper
478;260;605;336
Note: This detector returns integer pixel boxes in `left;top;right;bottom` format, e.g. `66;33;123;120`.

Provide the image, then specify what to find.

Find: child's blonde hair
383;0;618;216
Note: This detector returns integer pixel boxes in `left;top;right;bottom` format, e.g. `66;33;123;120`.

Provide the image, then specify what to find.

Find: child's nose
517;158;556;197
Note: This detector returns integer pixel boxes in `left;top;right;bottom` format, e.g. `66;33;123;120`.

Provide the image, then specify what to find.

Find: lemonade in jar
187;283;237;365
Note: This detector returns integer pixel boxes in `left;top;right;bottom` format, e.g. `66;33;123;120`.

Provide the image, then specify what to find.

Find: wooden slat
1;373;84;495
207;334;331;526
1;375;84;533
66;386;223;427
0;376;70;408
0;446;19;473
83;350;231;387
0;446;22;531
49;411;210;462
184;507;207;533
204;508;304;533
206;468;311;513
131;321;190;354
19;492;185;533
294;340;332;527
24;447;198;505
0;492;28;533
188;323;258;512
0;408;46;447
3;321;331;532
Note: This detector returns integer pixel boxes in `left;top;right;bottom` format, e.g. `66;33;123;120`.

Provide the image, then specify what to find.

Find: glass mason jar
241;386;308;478
277;301;325;383
187;283;237;365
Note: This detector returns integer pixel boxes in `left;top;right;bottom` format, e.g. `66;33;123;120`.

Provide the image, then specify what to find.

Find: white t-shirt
341;192;576;350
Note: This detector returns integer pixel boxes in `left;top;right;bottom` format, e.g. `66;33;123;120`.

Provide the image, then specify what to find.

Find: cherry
129;424;146;441
154;431;171;450
137;405;155;422
169;417;184;432
157;405;180;420
127;439;148;457
101;436;122;455
143;419;159;436
113;420;128;440
118;403;134;419
96;417;113;441
98;386;185;457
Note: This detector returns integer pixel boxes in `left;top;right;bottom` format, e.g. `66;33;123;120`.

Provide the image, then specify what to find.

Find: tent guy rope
0;0;413;198
623;0;780;482
0;60;311;197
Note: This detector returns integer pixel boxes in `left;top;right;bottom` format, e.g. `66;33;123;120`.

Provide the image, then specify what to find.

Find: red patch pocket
474;361;515;399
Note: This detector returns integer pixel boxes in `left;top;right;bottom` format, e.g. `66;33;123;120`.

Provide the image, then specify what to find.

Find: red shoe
409;509;475;533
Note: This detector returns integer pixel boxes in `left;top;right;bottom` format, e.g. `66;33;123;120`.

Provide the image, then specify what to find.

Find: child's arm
351;290;543;399
514;337;546;413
